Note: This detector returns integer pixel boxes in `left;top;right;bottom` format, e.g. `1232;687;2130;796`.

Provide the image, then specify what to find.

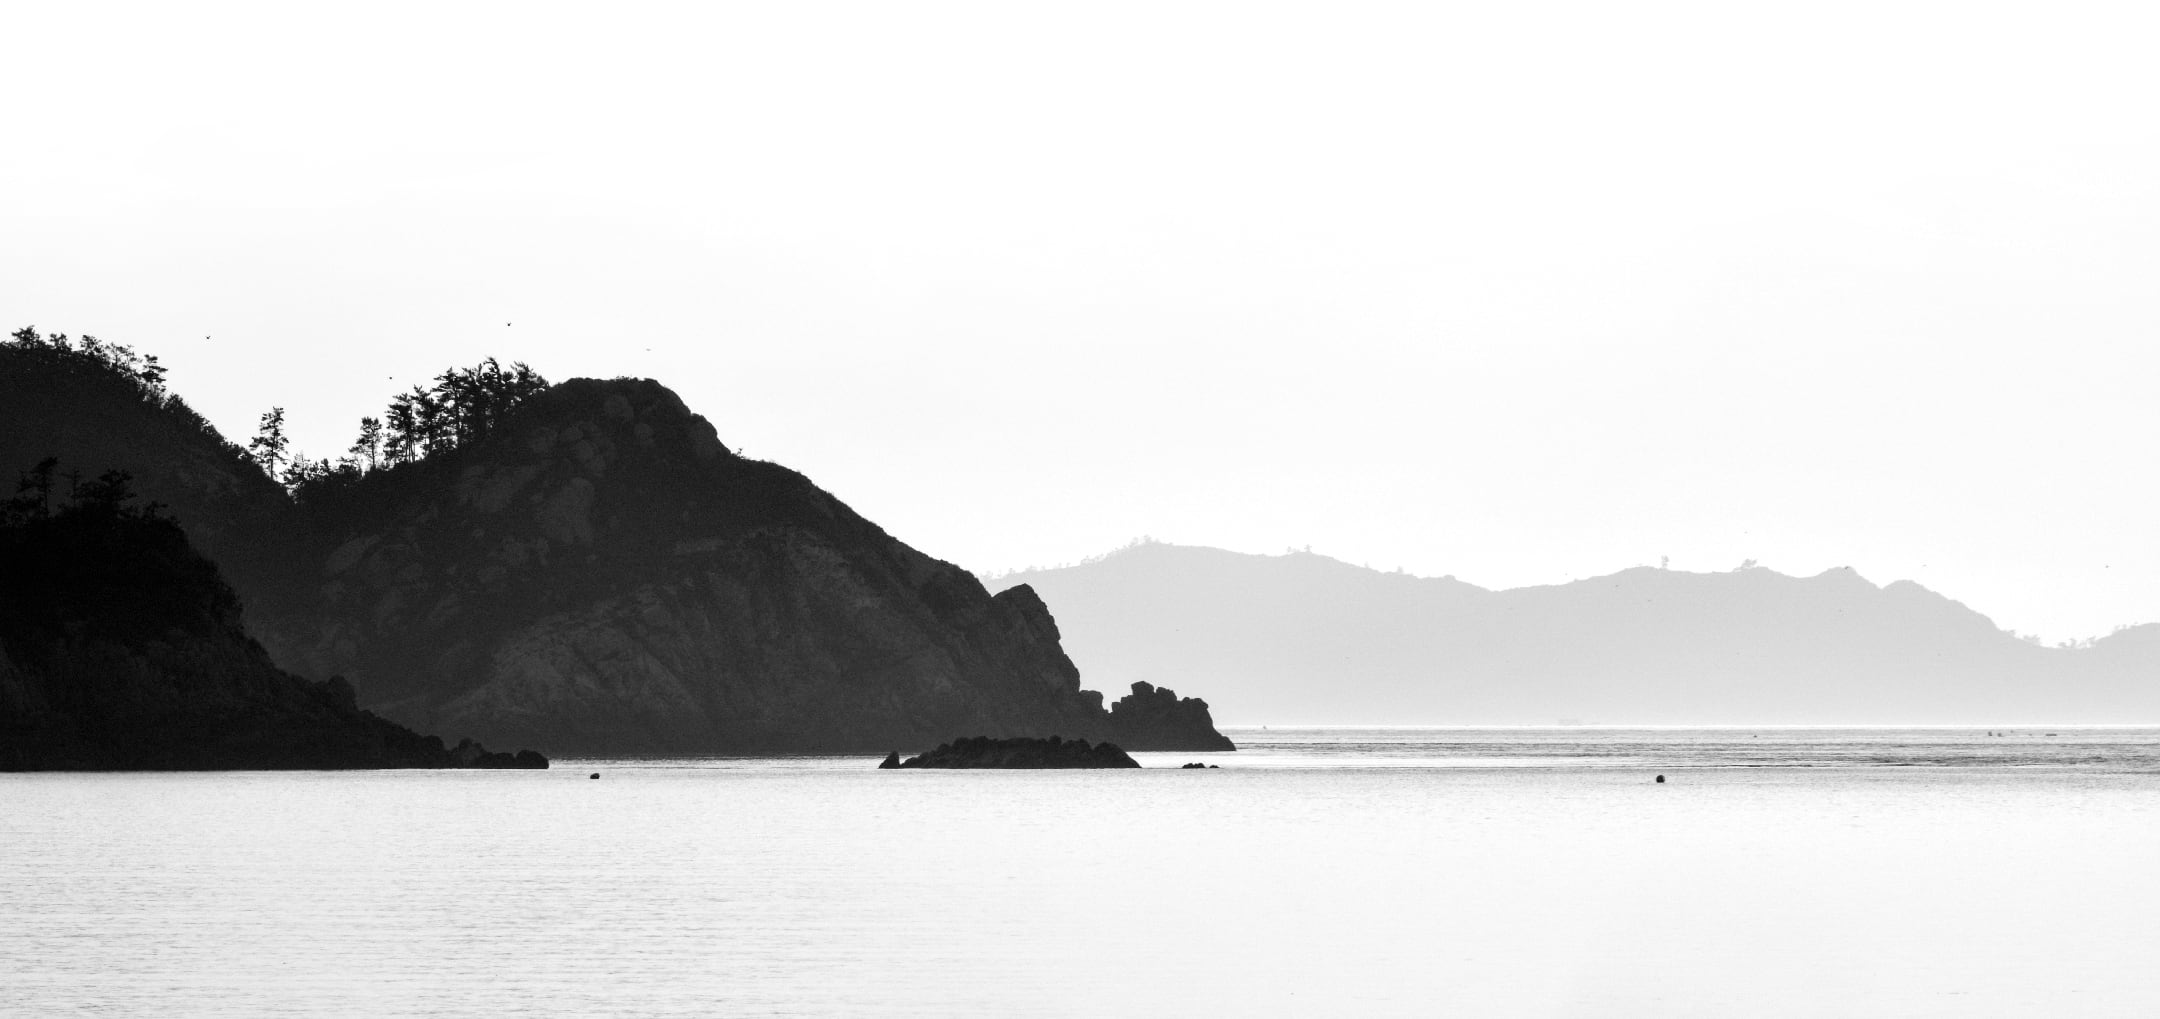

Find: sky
7;0;2158;642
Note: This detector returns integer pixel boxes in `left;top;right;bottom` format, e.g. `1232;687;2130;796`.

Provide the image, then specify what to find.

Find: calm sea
6;727;2160;1017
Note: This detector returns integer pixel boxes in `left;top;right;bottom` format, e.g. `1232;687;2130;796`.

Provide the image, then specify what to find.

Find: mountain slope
0;339;301;635
989;543;2158;724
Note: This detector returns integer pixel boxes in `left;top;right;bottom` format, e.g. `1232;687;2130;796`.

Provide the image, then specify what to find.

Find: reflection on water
6;729;2160;1017
1170;725;2160;770
605;726;2160;773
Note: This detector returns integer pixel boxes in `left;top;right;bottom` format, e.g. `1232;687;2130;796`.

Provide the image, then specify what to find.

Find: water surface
6;727;2158;1017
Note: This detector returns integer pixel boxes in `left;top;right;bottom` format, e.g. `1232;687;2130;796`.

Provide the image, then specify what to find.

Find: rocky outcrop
449;738;550;769
885;735;1141;769
1109;681;1236;751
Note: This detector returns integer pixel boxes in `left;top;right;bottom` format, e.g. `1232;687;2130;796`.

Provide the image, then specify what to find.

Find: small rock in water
1655;774;1666;783
589;772;600;780
884;735;1140;769
878;751;902;769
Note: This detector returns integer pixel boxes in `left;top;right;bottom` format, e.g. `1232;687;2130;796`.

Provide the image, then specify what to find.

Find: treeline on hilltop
6;326;171;397
4;326;550;503
5;325;252;466
252;357;550;499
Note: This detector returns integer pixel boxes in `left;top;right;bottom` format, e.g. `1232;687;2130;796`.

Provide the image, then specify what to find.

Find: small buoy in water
1655;775;1666;784
589;773;600;780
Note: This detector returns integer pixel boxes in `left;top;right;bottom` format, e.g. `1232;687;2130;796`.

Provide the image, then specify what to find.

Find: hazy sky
8;0;2157;641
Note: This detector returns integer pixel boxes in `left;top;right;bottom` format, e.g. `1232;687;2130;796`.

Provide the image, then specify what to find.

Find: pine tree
247;408;290;476
348;416;384;471
384;394;418;465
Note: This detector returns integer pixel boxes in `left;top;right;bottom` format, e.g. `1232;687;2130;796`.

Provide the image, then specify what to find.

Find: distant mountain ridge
988;542;2160;725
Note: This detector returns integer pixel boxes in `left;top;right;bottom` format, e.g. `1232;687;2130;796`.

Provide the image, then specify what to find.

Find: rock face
449;738;550;769
0;493;544;771
2;340;1234;756
886;735;1141;769
254;378;1229;755
1109;681;1236;751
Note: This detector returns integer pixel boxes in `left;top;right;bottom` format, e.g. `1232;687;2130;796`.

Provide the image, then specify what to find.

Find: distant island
989;541;2160;725
0;327;1232;759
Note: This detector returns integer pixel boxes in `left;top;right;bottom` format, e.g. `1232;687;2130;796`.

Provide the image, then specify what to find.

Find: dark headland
0;326;1234;762
0;460;544;771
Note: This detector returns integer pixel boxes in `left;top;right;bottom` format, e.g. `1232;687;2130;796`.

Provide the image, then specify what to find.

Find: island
879;735;1141;769
1;327;1237;757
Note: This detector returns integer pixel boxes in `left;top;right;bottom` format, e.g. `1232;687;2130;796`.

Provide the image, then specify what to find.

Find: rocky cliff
265;378;1226;754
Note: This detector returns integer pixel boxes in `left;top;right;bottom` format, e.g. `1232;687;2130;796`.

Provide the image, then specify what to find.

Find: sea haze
6;728;2158;1018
